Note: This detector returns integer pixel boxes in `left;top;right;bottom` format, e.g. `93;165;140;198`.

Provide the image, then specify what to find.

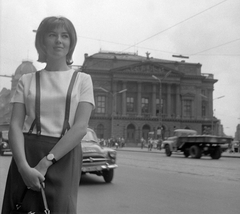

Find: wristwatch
46;153;57;164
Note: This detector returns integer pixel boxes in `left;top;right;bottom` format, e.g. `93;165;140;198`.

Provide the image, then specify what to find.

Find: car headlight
108;151;116;159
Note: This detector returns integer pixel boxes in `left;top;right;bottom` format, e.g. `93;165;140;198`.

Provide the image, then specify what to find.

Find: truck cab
162;129;197;152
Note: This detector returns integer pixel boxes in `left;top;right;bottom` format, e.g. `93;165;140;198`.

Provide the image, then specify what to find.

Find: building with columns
83;51;219;145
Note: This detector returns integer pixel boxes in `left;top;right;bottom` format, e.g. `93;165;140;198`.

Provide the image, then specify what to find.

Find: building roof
88;51;201;65
14;60;37;79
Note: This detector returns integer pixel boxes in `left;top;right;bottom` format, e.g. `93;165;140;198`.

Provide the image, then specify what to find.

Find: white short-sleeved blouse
11;69;95;137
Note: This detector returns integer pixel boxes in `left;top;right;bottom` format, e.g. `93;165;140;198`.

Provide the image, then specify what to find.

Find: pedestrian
157;138;162;150
121;137;125;147
1;16;95;214
148;137;153;151
231;141;235;153
140;137;145;149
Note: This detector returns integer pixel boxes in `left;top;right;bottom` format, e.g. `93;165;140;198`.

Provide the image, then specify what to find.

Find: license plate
82;166;101;172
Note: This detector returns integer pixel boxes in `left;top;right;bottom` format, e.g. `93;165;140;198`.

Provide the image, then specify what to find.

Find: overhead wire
78;35;174;54
189;38;240;56
80;34;240;57
79;0;235;59
122;0;228;51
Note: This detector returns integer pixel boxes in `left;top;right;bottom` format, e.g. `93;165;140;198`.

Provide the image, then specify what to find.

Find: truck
162;129;233;159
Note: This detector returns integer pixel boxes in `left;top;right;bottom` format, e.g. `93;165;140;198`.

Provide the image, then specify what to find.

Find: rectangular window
141;98;149;113
96;96;106;113
126;97;134;112
183;99;192;117
156;98;163;115
171;95;176;116
202;102;207;117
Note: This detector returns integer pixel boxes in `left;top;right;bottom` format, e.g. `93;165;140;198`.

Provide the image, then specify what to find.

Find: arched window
142;124;150;140
126;124;136;142
96;124;104;139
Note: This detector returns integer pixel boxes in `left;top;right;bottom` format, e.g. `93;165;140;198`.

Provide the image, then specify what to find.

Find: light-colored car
81;128;118;183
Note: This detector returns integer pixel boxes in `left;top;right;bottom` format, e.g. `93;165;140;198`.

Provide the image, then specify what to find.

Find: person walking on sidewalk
140;137;145;149
148;137;153;151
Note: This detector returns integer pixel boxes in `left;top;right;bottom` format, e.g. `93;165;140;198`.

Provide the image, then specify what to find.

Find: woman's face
44;26;70;62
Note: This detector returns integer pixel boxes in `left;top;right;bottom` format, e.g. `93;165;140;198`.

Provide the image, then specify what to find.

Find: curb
117;148;240;158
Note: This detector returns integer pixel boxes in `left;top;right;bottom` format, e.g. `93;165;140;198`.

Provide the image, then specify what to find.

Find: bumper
82;163;118;173
0;148;11;155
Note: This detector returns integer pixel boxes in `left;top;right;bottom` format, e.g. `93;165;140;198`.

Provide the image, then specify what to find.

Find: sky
0;0;240;137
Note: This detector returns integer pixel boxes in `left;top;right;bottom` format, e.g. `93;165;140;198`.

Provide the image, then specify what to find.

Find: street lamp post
211;95;225;135
152;71;171;139
98;87;127;137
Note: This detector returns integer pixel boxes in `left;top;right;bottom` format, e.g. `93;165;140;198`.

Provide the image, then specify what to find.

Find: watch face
47;153;54;160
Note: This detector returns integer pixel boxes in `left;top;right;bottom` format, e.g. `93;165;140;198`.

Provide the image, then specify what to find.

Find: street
1;150;240;214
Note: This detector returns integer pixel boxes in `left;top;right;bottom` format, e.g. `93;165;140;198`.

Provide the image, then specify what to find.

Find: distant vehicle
162;129;233;159
81;128;118;183
230;140;239;153
0;131;11;156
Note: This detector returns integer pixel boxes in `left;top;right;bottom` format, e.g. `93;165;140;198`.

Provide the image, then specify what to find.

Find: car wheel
210;146;221;159
165;144;172;157
189;145;202;159
103;169;114;183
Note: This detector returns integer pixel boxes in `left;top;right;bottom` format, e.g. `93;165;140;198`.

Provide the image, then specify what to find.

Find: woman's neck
45;59;70;71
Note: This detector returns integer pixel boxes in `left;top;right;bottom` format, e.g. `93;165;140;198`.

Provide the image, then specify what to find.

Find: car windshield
82;129;99;143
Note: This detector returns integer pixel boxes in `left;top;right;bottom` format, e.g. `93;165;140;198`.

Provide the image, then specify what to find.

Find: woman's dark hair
35;16;77;65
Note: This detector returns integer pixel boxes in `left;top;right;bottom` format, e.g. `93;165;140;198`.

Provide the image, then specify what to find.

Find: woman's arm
9;103;26;167
9;103;45;191
35;101;93;175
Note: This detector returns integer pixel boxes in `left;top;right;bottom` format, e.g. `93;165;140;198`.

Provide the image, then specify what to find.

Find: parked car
81;128;118;183
0;131;11;156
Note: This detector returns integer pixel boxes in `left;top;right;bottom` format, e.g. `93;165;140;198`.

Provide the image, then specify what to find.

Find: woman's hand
19;165;45;191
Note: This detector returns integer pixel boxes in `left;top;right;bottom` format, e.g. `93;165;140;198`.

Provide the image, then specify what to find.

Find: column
176;84;181;118
152;84;156;116
112;82;116;116
208;89;213;118
122;81;127;116
137;82;142;116
167;84;171;117
196;87;201;119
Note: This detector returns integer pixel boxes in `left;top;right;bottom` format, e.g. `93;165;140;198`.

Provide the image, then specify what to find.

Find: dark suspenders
28;70;79;137
61;70;78;137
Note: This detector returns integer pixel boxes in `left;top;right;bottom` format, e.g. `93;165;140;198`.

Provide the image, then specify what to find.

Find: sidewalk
116;146;240;158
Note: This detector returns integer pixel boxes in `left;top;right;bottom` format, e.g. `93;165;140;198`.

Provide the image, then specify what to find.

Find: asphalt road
1;151;240;214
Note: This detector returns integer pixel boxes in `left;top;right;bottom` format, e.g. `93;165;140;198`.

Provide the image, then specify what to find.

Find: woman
2;16;95;214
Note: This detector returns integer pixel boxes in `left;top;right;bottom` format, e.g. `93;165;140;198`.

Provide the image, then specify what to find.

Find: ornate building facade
83;51;219;145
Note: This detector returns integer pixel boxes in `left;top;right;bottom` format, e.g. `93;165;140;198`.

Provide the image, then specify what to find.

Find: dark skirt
1;134;82;214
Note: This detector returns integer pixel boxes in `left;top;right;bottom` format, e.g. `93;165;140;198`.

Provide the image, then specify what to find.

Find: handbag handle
40;182;50;214
15;183;50;213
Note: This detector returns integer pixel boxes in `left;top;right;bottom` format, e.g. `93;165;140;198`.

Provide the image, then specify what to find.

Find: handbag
11;183;50;214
